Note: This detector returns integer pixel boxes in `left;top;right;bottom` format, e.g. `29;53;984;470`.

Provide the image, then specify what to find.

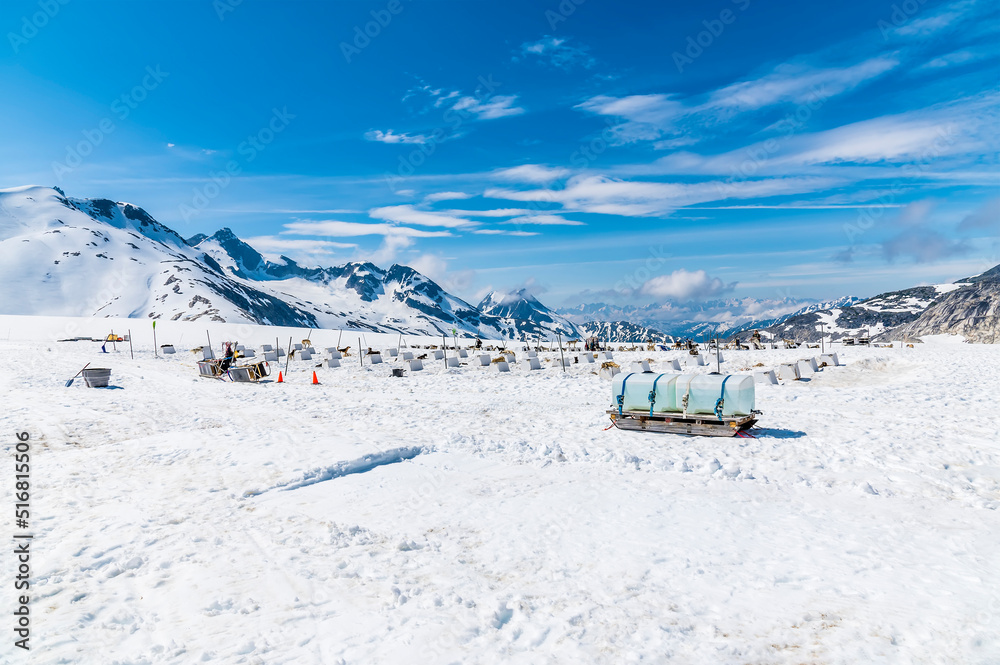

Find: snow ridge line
251;446;429;495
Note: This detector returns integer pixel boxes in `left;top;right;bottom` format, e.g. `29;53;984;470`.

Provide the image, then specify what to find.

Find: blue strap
617;372;636;417
715;375;732;419
649;373;666;416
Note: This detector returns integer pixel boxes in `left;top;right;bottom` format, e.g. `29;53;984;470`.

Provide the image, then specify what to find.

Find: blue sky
2;0;998;314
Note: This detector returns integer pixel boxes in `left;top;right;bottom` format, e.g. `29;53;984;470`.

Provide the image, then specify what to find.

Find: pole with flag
152;320;158;357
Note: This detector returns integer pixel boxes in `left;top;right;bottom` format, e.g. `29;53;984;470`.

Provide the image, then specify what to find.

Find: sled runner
607;408;758;436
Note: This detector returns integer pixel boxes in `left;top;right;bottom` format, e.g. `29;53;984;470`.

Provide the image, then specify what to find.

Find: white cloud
471;229;540;236
491;164;570;183
450;94;525;120
423;191;472;203
639;269;736;301
243;235;357;266
364;130;433;144
575;56;899;146
442;208;534;217
504;214;585;226
282;220;453;238
368;204;478;229
371;235;413;265
485;174;838;216
707;56;899;112
917;48;989;70
516;36;595;70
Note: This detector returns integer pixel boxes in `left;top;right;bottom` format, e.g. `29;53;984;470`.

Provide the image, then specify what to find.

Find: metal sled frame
607;408;758;437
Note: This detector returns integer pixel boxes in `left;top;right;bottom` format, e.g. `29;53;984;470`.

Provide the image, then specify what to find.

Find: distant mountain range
1;185;996;343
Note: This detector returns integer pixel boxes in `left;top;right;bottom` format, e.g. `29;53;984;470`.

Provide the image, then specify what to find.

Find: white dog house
629;360;652;373
408;359;424;371
778;363;801;381
754;369;778;385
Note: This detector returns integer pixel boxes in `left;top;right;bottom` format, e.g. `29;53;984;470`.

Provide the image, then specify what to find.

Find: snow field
0;315;998;664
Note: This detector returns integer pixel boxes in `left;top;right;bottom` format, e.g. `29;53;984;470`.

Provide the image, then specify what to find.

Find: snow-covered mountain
560;296;863;340
889;266;1000;343
4;185;997;343
759;282;980;342
0;186;318;325
477;288;582;339
0;186;520;337
578;320;672;344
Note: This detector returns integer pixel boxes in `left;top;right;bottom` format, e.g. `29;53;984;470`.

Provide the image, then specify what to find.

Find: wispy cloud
449;94;525;120
575;56;899;146
423;191;472;203
515;36;595;70
485;175;839;216
504;214;585;226
282;220;454;238
491;164;571;183
368;204;478;229
364;129;435;145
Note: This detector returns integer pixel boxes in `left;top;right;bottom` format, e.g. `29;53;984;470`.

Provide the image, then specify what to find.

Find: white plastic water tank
611;373;755;416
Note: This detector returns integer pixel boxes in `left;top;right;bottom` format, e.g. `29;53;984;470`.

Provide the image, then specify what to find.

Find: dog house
522;357;542;371
433;350;445;360
819;353;840;367
777;363;800;381
401;351;414;361
478;354;491;366
160;344;176;354
754;369;778;385
495;361;510;372
326;358;341;368
630;360;652;373
458;349;469;358
446;356;460;368
599;365;621;379
368;353;383;364
408;359;424;371
579;353;595;364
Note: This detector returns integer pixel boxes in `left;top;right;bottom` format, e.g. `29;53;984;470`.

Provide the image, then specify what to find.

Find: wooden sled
607;409;758;437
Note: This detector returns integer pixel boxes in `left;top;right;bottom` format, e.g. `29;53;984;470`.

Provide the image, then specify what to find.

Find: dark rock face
893;277;1000;343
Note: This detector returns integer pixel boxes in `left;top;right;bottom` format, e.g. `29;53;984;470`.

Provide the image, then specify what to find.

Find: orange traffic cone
277;371;283;383
312;371;319;385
